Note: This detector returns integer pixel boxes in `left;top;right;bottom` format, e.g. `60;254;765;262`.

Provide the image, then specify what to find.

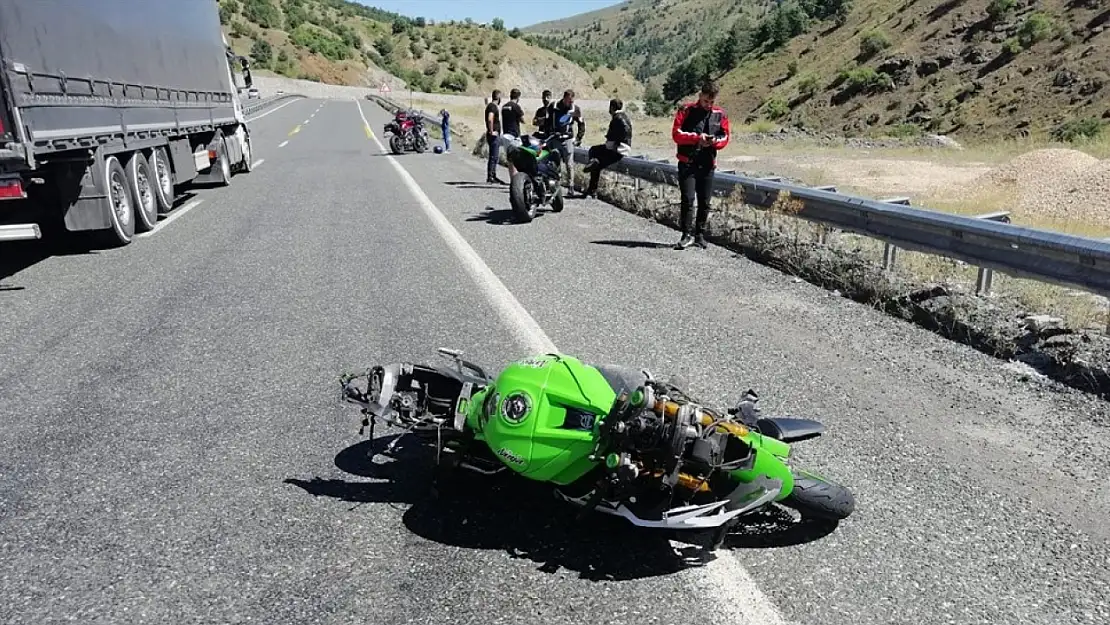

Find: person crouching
581;98;632;198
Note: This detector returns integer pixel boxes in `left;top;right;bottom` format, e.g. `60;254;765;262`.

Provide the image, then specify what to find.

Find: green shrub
1051;118;1105;143
762;96;790;120
858;30;891;59
986;0;1016;21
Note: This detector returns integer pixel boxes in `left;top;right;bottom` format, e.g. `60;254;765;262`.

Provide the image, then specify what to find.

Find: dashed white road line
353;95;794;625
251;158;265;169
245;97;302;122
303;118;311;125
278;140;289;148
136;199;205;238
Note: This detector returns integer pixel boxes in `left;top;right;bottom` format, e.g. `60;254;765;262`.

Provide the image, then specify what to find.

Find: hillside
524;0;768;86
527;0;1110;144
217;0;642;99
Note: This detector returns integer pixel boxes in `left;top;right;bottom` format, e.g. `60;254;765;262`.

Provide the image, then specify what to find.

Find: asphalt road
2;96;1108;625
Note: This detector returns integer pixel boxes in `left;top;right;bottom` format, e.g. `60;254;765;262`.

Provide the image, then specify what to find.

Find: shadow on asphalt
465;206;538;226
444;180;507;190
0;192;198;287
591;239;674;249
285;437;838;582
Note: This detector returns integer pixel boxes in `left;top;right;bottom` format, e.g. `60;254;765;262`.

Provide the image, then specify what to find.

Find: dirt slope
527;0;1110;142
219;0;641;99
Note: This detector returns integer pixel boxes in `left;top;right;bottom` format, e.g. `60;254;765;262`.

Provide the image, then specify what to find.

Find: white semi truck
0;0;258;246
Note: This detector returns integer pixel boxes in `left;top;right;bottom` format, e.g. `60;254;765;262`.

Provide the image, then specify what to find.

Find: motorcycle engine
597;384;751;506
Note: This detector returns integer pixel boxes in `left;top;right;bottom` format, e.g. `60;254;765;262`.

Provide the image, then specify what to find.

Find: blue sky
355;1;625;29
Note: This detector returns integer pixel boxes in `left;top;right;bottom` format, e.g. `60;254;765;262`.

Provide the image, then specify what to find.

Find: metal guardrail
364;94;1110;301
243;92;303;116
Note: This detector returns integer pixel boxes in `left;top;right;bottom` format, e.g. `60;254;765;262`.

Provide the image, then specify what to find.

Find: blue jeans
442;123;450;151
485;134;500;180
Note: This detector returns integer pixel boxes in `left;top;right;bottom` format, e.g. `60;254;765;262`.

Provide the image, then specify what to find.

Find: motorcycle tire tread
783;476;855;522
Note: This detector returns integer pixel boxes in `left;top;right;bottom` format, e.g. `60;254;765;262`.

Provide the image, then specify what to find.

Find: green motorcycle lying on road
340;349;855;549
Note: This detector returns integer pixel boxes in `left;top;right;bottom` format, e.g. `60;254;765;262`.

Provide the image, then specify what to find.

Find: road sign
380;83;391;93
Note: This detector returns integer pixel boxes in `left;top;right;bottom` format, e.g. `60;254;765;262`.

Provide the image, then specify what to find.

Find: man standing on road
499;88;525;180
439;108;451;153
671;81;730;250
581;98;632;198
484;90;505;185
532;89;553;139
545;89;585;192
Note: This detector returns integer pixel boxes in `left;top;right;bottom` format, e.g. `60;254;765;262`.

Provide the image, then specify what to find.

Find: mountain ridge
525;0;1110;143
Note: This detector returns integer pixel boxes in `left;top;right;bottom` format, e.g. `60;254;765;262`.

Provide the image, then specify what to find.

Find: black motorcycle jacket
605;111;633;149
546;100;585;144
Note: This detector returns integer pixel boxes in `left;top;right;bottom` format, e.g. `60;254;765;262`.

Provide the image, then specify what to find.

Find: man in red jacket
670;81;731;250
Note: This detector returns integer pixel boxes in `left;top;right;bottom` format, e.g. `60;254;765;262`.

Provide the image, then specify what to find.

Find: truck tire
239;133;254;174
212;134;232;187
150;147;175;214
103;155;136;246
127;152;159;232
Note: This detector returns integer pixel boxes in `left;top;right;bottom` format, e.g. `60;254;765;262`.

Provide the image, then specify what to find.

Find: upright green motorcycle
340;349;855;548
504;116;575;223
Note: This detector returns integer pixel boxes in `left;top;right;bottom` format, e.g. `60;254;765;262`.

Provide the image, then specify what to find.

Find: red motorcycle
383;110;429;155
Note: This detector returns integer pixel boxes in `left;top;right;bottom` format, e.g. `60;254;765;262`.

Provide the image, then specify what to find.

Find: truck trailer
0;0;257;246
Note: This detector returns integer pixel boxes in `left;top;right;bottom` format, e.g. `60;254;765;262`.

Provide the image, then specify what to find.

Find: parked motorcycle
340;349;855;550
504;117;576;223
383;110;429;155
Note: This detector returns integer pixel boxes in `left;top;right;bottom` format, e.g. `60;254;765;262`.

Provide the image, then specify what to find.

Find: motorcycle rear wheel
782;472;855;522
509;172;537;223
389;135;404;155
550;185;565;213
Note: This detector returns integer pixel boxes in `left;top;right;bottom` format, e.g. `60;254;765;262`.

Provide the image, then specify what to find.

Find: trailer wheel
212;134;232;187
103;155;136;246
150;147;174;214
127;152;159;233
239;133;254;174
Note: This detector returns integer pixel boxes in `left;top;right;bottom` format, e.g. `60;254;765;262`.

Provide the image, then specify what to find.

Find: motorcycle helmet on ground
433;145;444;154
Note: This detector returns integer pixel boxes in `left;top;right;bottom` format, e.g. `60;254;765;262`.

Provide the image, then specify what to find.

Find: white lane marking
245;97;302;122
354;97;555;355
278;140;289;148
136;199;204;238
251;158;265;169
303;118;311;125
355;96;792;625
310;112;316;119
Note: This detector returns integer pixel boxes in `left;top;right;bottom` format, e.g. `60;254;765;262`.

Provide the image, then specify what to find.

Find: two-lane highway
1;96;1108;625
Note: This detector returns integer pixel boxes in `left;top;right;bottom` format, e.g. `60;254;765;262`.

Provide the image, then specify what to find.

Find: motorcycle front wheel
389;135;404;155
509;172;537;223
782;470;855;522
414;133;428;153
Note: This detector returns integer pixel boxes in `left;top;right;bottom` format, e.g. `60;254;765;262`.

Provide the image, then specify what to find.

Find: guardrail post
811;185;838;244
972;211;1012;296
879;197;912;270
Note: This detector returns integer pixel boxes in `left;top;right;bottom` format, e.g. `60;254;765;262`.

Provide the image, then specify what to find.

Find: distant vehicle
248;87;260;99
0;0;257;247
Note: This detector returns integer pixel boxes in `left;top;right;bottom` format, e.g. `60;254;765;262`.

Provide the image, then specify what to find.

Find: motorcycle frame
341;349;830;532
